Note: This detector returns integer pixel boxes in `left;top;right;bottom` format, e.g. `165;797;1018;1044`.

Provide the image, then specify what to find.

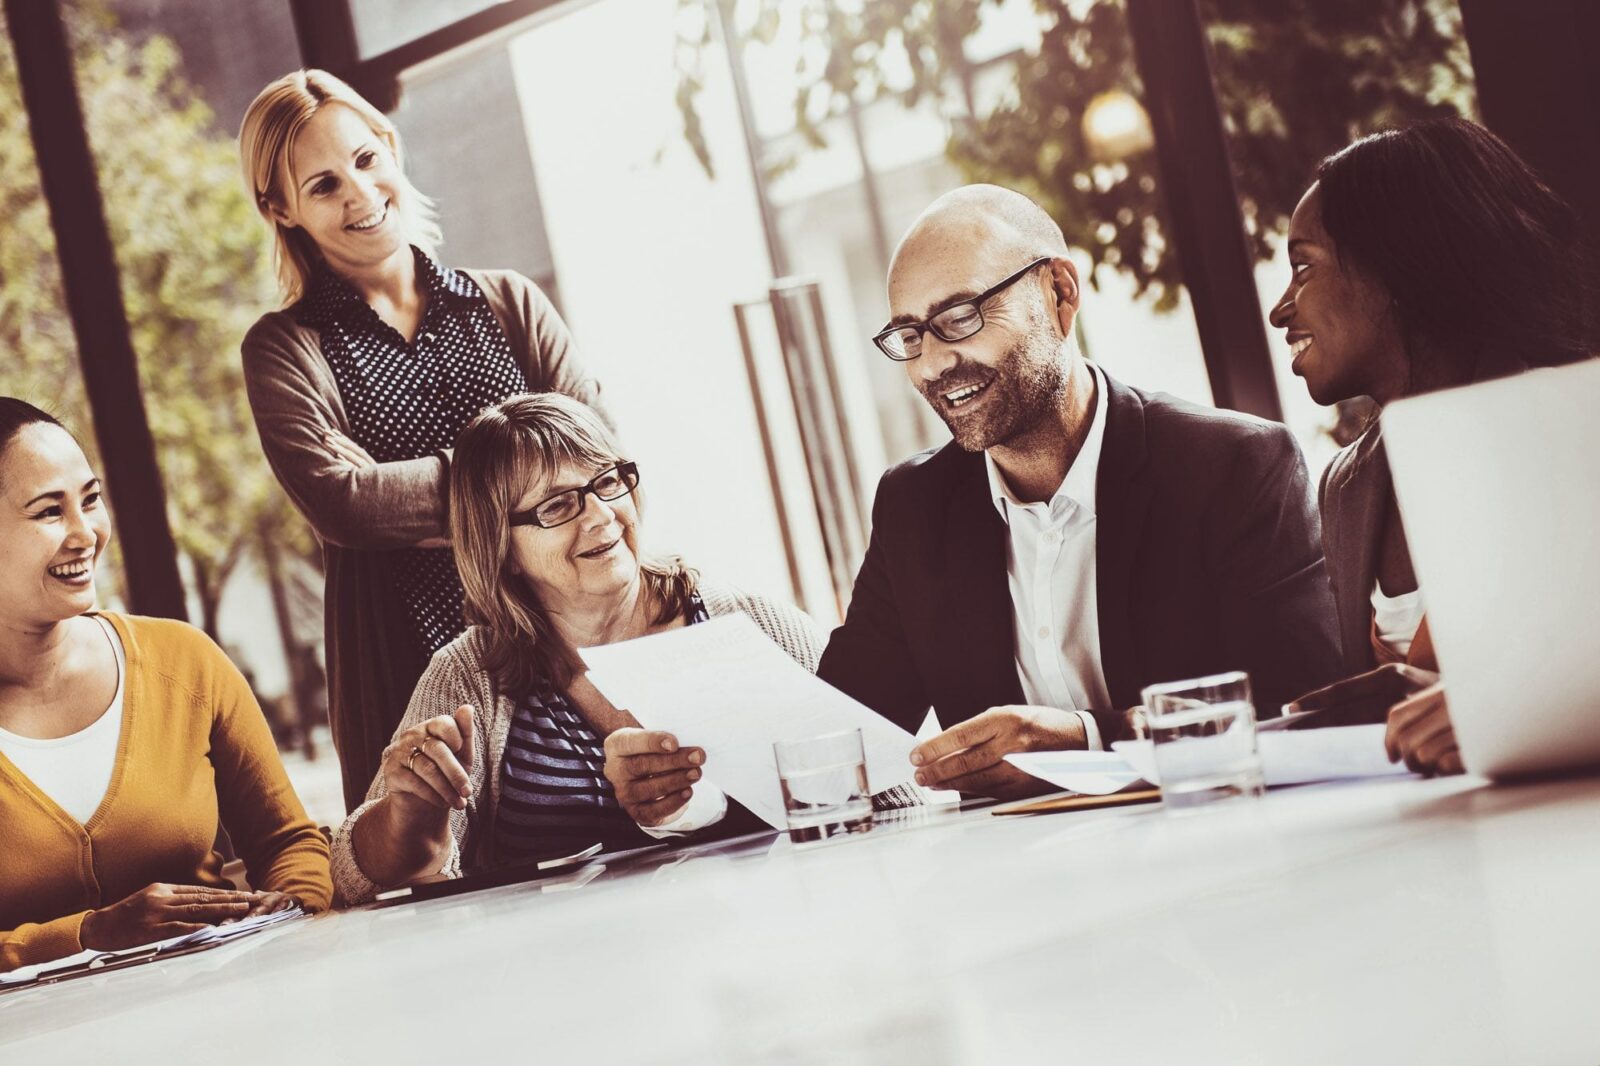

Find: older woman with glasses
330;394;824;902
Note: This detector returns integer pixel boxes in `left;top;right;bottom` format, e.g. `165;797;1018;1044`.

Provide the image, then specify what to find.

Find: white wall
508;1;834;617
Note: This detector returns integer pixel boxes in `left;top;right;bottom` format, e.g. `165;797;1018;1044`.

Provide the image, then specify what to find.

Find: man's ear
1045;258;1081;336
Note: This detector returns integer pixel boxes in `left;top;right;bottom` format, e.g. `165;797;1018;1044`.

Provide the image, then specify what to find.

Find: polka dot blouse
296;249;530;660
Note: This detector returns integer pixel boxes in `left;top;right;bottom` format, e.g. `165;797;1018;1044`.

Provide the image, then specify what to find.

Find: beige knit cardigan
330;580;826;904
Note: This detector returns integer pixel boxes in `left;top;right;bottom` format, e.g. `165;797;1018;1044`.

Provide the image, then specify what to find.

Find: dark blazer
817;371;1343;741
1317;427;1396;676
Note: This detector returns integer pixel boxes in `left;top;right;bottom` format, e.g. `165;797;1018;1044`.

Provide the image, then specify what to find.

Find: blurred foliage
0;2;315;635
678;0;1475;309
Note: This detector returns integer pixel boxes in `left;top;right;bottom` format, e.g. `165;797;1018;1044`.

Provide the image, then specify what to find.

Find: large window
1204;0;1478;471
4;0;1507;826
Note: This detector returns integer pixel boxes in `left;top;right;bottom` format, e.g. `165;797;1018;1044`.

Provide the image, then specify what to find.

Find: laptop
1381;358;1600;779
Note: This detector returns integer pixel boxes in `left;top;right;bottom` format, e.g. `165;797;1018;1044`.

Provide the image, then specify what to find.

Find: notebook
0;908;305;992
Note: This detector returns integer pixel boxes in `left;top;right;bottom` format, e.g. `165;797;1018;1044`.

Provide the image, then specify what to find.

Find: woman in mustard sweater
0;399;333;972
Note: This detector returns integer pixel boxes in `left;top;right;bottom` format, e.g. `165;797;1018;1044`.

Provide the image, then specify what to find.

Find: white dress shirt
983;363;1114;750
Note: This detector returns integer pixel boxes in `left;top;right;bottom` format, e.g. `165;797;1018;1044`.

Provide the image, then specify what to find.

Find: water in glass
1148;699;1265;811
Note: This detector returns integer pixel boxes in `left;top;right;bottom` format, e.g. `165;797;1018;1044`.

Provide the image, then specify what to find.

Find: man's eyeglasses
872;257;1050;362
509;461;640;529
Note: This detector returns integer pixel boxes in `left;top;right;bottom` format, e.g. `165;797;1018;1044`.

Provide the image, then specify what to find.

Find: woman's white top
0;615;126;825
1371;581;1425;659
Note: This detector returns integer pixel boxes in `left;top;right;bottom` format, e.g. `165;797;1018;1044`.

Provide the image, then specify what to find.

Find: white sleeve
637;779;729;838
1073;710;1104;752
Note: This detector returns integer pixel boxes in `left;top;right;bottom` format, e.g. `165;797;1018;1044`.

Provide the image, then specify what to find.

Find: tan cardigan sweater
241;268;605;811
330;581;825;904
0;614;332;972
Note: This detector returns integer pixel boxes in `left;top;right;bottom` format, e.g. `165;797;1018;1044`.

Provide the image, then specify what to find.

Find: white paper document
579;615;919;829
1005;725;1415;795
1003;750;1145;795
1263;724;1418;785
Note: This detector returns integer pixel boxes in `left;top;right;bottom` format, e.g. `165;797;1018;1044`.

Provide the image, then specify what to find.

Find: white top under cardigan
0;615;126;825
1371;582;1425;659
983;363;1113;750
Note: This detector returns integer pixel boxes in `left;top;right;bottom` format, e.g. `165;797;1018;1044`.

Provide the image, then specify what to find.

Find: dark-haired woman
1272;117;1596;774
330;394;824;903
0;400;331;971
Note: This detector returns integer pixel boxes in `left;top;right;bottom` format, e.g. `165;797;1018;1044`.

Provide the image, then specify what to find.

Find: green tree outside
681;0;1475;310
0;5;315;640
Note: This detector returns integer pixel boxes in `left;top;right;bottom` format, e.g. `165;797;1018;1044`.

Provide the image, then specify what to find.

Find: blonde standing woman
238;70;609;810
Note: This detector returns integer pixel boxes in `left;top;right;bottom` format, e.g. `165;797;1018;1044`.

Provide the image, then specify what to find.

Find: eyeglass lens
534;465;636;526
883;303;984;360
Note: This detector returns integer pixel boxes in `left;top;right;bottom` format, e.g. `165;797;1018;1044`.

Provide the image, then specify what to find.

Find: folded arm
242;320;453;550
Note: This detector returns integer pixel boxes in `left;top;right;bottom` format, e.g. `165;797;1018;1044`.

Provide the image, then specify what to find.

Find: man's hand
1385;683;1463;776
603;727;704;826
909;705;1087;799
1285;664;1438;728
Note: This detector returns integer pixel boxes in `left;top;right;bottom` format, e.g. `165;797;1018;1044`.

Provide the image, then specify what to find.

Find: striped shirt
494;595;711;863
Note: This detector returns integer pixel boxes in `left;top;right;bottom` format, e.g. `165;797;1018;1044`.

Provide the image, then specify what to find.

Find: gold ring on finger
406;745;424;774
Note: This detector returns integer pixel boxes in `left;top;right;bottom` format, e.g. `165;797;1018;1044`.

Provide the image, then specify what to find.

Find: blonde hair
238;69;443;306
450;393;698;698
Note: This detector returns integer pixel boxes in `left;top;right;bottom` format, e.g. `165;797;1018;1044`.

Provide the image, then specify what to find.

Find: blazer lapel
1325;427;1389;671
939;449;1024;718
1095;372;1156;709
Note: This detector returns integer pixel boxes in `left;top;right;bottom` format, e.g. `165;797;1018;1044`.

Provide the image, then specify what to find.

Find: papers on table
0;907;305;990
579;614;920;830
1006;724;1416;794
174;905;305;946
1003;750;1145;796
1269;724;1419;784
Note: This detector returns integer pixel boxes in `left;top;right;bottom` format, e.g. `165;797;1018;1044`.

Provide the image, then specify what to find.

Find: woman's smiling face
272;103;408;275
0;424;112;627
1271;183;1407;407
508;460;642;610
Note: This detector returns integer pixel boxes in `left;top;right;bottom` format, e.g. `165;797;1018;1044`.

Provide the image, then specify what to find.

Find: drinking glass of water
772;728;873;843
1140;671;1264;813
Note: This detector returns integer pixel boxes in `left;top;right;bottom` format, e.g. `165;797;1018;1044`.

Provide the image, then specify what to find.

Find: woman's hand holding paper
603;727;704;827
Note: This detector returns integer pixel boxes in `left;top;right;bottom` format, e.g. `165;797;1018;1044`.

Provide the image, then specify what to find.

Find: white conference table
3;772;1597;1065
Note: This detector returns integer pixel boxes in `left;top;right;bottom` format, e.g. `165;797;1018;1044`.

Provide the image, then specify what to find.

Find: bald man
816;185;1342;799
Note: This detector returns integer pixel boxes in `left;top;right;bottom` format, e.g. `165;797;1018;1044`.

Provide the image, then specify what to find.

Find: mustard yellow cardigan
0;613;332;971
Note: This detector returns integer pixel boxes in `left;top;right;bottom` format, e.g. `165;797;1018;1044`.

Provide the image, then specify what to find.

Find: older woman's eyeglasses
872;257;1050;362
509;461;640;529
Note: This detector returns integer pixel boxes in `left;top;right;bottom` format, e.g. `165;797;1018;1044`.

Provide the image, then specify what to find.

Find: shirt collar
293;246;479;329
416;249;480;303
984;362;1109;524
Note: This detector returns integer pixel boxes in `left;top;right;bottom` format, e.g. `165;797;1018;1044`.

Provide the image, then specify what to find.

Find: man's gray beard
932;333;1068;453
